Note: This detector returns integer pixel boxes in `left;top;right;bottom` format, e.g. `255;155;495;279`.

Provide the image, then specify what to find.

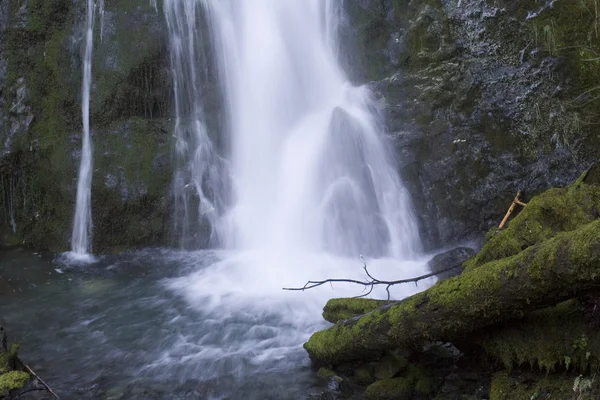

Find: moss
519;0;600;156
322;298;396;323
0;371;29;396
490;370;599;400
353;365;375;385
305;217;600;366
373;352;407;380
405;364;435;395
3;0;77;250
365;377;413;399
480;300;600;373
316;367;337;380
465;174;600;270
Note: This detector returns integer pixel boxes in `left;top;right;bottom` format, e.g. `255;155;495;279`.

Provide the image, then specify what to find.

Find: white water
70;0;99;261
165;1;229;250
163;0;431;377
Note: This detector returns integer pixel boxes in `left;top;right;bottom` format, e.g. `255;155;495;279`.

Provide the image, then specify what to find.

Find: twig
22;362;60;399
282;258;462;300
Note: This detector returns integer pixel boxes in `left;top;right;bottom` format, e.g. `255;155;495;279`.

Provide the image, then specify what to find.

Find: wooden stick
499;191;526;230
22;362;60;399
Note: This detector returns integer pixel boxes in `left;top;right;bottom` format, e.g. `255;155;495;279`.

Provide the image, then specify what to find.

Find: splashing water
163;0;429;390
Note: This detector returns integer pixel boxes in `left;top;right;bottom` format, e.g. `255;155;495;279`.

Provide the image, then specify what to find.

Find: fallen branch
303;220;600;366
282;257;462;300
21;362;60;399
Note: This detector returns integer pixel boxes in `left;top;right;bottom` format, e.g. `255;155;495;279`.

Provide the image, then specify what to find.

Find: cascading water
161;0;431;393
70;0;102;259
167;0;420;258
165;0;229;250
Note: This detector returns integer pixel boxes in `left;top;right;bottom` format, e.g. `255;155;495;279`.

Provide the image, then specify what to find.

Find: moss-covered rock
322;298;396;324
304;218;600;366
480;300;600;373
373;352;408;380
365;377;412;399
316;367;337;380
0;370;29;397
465;177;600;269
489;370;599;400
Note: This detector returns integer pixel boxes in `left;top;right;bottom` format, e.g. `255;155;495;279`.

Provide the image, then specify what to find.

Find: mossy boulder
305;216;600;366
373;352;408;380
0;370;29;397
365;377;412;399
480;299;600;373
465;177;600;270
322;298;396;324
489;370;600;400
0;335;29;398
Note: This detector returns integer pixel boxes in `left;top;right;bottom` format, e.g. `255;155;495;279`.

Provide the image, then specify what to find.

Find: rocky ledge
305;165;600;399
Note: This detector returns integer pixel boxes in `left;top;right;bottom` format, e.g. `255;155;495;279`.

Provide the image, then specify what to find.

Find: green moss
316;367;336;380
465;175;600;270
521;0;600;155
490;370;598;400
480;300;600;373
353;365;375;385
365;377;413;399
0;371;29;396
305;217;600;366
322;298;396;323
3;0;77;250
405;364;435;395
373;352;407;380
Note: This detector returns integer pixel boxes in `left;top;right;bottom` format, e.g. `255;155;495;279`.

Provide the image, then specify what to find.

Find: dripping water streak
9;174;16;233
98;0;105;41
71;0;96;257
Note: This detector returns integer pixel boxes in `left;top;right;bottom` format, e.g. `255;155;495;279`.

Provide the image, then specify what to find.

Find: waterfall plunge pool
0;247;434;399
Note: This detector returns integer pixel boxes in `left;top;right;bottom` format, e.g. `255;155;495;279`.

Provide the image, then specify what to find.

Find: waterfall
70;0;98;258
166;0;420;259
163;1;429;380
164;1;229;249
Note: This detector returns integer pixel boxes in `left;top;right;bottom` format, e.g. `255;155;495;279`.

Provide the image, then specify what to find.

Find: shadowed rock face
0;1;176;252
1;1;599;252
345;0;600;250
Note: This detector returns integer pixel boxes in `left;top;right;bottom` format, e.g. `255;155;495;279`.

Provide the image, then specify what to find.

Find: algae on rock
322;298;396;324
465;180;600;270
480;299;600;373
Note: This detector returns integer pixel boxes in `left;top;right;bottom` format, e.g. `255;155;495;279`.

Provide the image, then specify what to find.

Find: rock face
1;1;599;252
346;0;600;250
0;1;173;252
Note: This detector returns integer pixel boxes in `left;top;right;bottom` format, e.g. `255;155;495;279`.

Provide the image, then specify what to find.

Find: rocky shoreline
305;165;600;399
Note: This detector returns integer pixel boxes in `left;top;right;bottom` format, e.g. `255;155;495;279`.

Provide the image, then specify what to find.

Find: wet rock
347;0;600;250
322;298;396;324
365;377;412;399
426;247;476;281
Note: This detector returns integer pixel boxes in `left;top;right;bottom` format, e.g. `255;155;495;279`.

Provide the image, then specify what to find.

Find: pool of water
0;247;434;399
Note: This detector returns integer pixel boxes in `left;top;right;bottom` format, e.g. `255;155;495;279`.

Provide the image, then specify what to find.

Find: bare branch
282;260;462;299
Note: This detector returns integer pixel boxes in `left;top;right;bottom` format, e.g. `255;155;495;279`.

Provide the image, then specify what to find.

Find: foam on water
162;0;432;374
